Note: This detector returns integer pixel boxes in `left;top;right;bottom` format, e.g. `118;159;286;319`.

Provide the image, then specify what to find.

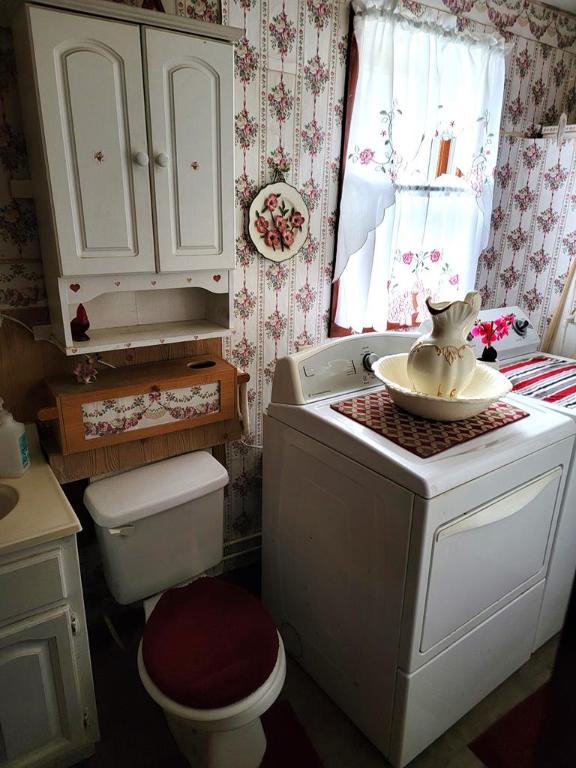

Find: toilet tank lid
83;451;229;528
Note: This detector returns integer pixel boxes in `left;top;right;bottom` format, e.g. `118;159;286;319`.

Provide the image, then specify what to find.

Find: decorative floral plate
248;181;309;262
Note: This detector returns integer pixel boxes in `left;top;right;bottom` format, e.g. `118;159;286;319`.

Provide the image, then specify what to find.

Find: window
331;1;507;334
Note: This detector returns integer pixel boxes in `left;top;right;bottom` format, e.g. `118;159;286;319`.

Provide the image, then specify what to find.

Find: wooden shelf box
44;355;237;455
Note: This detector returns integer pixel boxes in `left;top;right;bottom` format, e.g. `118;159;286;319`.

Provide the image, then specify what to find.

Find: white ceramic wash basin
0;484;19;520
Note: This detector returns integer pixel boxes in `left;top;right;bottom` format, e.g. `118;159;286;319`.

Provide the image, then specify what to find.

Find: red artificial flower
291;211;305;228
282;230;295;247
470;313;515;347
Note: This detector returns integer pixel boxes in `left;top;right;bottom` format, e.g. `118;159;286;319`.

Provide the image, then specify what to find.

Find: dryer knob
363;353;379;372
513;319;530;337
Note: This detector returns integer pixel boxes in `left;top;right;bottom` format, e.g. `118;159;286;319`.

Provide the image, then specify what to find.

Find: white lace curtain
334;0;508;332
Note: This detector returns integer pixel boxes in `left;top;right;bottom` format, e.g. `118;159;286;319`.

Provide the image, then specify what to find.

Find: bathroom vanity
0;428;98;767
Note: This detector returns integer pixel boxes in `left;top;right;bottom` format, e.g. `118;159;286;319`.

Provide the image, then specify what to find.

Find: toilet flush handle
108;525;135;537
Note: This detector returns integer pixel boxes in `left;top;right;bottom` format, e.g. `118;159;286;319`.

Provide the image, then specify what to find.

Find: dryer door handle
436;467;561;542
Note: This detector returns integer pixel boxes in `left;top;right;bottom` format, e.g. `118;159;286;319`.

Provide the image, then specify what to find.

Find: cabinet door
0;606;85;767
27;7;155;275
144;28;235;271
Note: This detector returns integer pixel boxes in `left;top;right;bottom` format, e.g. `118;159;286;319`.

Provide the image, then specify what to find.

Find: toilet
83;451;285;768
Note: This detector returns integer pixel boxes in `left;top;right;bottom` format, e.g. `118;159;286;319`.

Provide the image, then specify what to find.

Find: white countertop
0;425;81;557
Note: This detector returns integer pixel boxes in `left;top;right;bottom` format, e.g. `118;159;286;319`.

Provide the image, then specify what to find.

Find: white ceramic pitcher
407;291;481;398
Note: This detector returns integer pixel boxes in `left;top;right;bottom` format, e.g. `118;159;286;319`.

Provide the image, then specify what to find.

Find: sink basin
0;484;19;520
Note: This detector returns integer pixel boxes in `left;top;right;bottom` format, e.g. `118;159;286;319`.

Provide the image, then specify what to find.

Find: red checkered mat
330;390;529;459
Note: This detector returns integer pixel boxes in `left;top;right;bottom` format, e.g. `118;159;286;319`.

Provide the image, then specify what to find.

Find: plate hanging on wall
248;181;310;263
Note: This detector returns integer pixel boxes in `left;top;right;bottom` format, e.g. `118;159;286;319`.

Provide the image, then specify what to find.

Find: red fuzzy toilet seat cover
142;578;280;709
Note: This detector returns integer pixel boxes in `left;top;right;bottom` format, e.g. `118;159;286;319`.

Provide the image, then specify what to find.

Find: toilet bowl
84;451;285;768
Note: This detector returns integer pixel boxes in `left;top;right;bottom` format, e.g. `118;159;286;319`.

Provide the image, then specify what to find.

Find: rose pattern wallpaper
0;28;44;308
82;383;221;440
476;137;576;336
1;0;576;555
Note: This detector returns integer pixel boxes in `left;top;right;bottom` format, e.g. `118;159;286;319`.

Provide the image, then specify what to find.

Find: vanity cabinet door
144;28;235;271
0;606;85;766
25;7;155;276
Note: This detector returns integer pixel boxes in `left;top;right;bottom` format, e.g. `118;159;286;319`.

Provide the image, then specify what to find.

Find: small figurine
73;355;98;385
71;303;90;341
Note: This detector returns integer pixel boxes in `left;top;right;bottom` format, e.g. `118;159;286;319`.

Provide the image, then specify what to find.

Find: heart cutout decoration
70;283;81;293
114;281;121;287
151;280;157;287
213;274;221;282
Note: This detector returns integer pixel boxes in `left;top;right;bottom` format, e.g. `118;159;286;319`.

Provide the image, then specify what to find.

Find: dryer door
421;467;561;652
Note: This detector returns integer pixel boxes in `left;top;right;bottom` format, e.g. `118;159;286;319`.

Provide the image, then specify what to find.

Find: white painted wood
144;29;235;271
58;270;229;305
0;549;65;624
0;536;99;768
16;0;243;43
59;319;232;356
0;606;84;766
27;6;155;275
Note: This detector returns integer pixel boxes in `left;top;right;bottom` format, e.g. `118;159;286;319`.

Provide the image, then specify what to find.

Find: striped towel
499;355;576;409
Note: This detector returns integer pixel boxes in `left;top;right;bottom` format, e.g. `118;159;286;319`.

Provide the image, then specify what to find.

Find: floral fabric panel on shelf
476;136;576;338
82;382;221;439
334;0;508;332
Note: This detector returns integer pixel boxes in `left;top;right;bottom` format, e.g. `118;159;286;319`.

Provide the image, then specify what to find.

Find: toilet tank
84;451;228;604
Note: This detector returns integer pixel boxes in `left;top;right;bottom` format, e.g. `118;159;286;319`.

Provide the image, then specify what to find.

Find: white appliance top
271;331;419;406
268;333;576;498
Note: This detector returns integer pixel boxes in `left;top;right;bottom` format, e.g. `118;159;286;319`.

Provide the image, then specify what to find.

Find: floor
76;562;561;768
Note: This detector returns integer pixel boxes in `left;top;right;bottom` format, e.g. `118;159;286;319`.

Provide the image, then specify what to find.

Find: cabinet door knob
134;151;149;167
156;153;170;168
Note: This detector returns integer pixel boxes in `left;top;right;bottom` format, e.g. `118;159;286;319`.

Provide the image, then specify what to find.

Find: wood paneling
0;309;234;482
43;417;241;484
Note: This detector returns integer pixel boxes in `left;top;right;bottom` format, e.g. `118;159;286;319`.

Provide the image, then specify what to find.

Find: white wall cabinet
0;538;98;768
13;0;241;353
19;4;236;276
27;7;156;276
145;28;235;272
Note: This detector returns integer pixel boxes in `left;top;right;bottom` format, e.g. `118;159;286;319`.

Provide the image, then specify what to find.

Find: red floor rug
261;699;323;767
469;685;550;768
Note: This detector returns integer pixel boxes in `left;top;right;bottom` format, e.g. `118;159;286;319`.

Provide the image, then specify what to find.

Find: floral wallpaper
215;0;348;545
0;28;44;309
2;0;576;555
476;137;576;336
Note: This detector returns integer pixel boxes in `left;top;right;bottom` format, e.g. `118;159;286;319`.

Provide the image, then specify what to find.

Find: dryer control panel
271;332;417;405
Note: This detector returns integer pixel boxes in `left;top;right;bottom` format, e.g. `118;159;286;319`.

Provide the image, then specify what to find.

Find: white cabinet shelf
57;319;231;356
13;0;237;355
52;270;232;355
